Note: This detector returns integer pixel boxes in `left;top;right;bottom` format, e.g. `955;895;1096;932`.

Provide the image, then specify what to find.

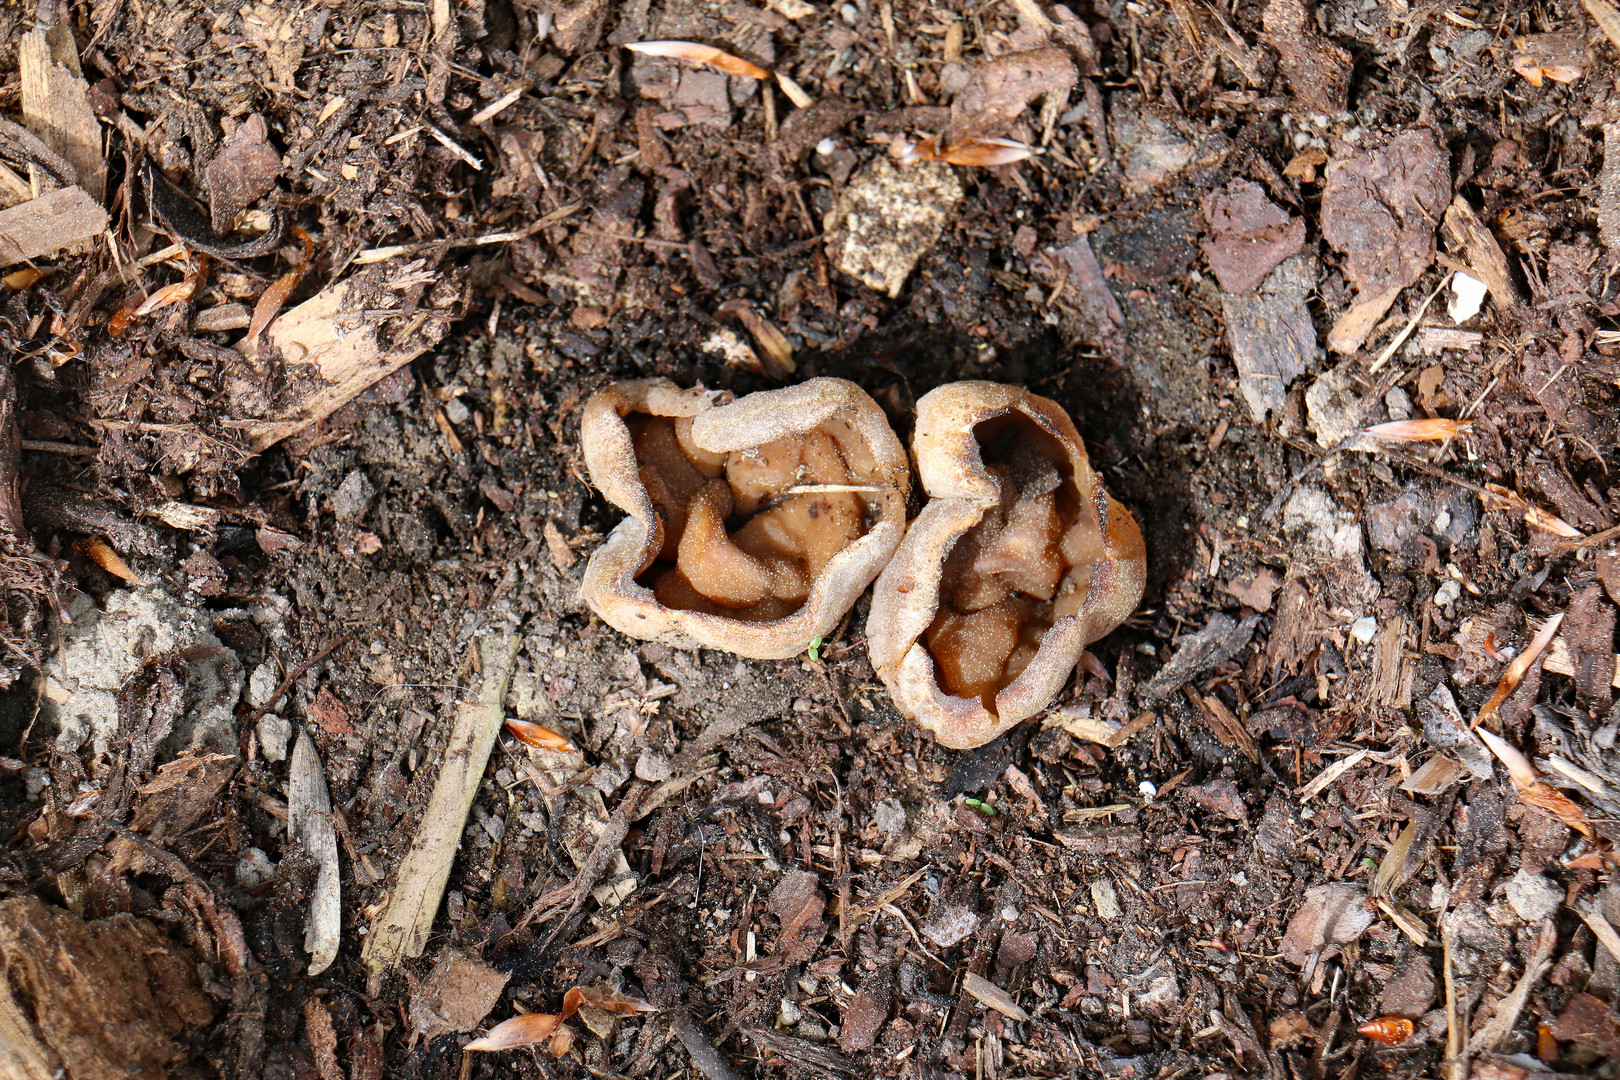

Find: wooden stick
361;628;520;979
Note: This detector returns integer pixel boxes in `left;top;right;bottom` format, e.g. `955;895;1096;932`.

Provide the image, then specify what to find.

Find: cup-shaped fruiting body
867;382;1146;749
579;378;911;660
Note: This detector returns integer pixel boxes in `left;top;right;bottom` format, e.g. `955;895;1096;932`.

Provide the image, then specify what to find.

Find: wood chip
19;27;104;202
962;972;1031;1022
0;185;108;265
361;629;521;976
1442;196;1517;307
1298;748;1370;800
238;262;462;450
289;728;341;975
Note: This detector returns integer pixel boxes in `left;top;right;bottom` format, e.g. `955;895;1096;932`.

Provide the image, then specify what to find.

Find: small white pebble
1001;906;1020;922
757;789;775;806
1449;272;1488;322
816;137;837;156
839;2;859;23
1434;579;1461;606
1138;779;1158;799
1350;616;1378;644
1433;509;1451;533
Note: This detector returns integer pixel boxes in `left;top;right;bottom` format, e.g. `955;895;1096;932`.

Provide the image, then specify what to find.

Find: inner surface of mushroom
923;414;1104;705
629;414;867;622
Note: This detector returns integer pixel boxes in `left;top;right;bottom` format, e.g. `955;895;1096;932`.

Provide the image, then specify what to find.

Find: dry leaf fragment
466;1012;575;1056
246;227;314;345
1473;612;1563;731
625;41;770;80
504;718;576;752
576;984;657;1015
1474;726;1596;837
75;536;140;583
1363;418;1472;441
901;135;1036;167
2;267;45;290
1483;483;1584;537
1511;34;1590;86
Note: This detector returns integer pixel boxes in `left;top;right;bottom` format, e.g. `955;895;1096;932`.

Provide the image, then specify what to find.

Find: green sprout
807;636;823;662
963;797;996;817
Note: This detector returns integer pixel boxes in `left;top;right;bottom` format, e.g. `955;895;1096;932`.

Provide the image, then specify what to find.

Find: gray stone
257;714;292;763
1503;869;1562;923
825;156;963;298
41;588;243;758
333;469;376;523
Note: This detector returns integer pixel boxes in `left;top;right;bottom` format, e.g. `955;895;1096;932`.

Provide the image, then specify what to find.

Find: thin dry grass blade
1363;418;1473;441
1485;483;1586;538
1472;613;1563;730
625;41;769;79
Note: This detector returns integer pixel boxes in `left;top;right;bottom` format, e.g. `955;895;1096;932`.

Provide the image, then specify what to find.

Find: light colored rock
634;750;672;783
41;588;243;757
247;663;279;709
1090;877;1122;921
1351;616;1377;643
921;903;980;947
256;714;292;763
1503;869;1561;923
1283;486;1365;563
1305;366;1369;449
826;157;963;297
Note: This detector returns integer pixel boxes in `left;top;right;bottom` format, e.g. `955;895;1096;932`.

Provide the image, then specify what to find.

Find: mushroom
867;382;1145;749
579;377;911;659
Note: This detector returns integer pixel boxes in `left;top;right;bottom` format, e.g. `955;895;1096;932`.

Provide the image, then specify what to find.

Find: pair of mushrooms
578;378;1145;750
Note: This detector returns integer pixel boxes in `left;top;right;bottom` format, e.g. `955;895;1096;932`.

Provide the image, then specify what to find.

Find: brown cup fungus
579;378;910;659
867;382;1146;749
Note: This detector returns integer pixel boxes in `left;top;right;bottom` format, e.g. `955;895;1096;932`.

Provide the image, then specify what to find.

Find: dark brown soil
3;0;1620;1078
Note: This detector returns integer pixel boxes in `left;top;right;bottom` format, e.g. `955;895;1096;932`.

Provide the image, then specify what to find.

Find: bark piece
238;262;463;450
1202;180;1306;295
361;628;521;974
1222;250;1320;421
1262;0;1353;113
1143;612;1261;698
1048;233;1124;339
206;114;283;232
948;48;1077;142
0;896;213;1080
0;185;108;265
1321;129;1449;352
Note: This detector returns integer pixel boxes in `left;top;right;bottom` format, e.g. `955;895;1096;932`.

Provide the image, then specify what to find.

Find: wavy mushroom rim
868;384;1147;750
578;377;910;660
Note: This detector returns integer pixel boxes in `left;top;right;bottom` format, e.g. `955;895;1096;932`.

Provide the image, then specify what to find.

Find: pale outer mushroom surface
867;381;1146;749
579;377;910;660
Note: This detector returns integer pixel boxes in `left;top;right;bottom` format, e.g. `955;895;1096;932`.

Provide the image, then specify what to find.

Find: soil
2;0;1620;1078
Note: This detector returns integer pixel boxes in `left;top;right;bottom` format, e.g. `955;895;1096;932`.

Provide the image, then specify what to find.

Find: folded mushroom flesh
923;417;1105;706
628;414;866;622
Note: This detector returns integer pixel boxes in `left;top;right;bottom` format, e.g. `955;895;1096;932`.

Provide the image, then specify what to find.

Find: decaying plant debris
3;0;1620;1077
